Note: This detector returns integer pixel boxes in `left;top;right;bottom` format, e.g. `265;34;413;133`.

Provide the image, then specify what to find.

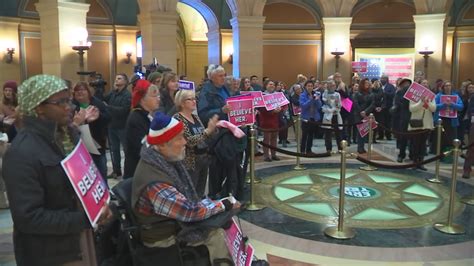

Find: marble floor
0;136;472;265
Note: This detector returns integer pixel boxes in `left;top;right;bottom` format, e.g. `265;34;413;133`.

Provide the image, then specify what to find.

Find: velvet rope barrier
256;119;295;133
353;152;446;169
377;122;432;136
258;140;331;158
307;120;362;128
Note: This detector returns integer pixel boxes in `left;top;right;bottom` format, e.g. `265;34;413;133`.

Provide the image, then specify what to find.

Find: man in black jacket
105;74;131;178
381;75;396;140
3;74;112;266
393;78;412;162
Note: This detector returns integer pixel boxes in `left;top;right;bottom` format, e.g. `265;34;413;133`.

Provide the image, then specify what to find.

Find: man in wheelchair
131;112;239;265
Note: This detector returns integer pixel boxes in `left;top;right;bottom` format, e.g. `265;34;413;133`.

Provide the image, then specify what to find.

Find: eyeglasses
42;97;71;106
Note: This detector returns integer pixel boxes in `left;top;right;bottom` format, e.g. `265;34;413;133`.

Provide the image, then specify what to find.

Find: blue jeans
108;128;125;175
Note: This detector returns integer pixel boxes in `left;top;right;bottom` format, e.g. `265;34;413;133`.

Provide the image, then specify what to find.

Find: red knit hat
132;79;151;108
3;80;18;94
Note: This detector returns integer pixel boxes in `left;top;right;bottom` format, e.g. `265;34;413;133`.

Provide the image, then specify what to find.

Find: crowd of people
0;64;472;265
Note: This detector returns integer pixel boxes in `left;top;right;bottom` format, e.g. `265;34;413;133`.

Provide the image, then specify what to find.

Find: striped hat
147;112;184;145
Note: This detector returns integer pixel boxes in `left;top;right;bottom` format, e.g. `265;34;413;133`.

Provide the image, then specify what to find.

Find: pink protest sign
352;61;368;73
357;119;378;138
439;95;458;118
292;104;301;115
226;96;255;127
403;82;435;103
341;97;353;112
224;218;254;266
246;91;265;107
263;92;289;111
61;140;110;227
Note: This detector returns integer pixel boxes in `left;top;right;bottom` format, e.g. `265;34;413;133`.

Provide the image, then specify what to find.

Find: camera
312;90;320;99
89;73;107;100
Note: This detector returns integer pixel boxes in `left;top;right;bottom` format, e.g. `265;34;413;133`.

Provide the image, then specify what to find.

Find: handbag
409;110;425;128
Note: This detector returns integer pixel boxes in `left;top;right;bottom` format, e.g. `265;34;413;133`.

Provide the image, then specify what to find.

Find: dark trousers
409;130;429;162
357;133;367;152
441;118;458;150
398;135;408;159
301;120;318;153
108;128;125;175
383;109;392;139
324;116;342;151
188;156;209;198
92;152;107;186
374;111;385;139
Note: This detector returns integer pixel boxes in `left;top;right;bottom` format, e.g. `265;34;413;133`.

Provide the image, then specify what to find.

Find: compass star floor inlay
256;169;464;229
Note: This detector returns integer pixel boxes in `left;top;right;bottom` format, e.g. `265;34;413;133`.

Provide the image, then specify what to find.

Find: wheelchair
111;178;215;266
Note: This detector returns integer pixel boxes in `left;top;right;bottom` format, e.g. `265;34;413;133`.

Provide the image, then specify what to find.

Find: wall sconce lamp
331;50;344;72
418;48;433;79
6;48;14;64
227;53;233;65
71;28;92;81
125;51;132;64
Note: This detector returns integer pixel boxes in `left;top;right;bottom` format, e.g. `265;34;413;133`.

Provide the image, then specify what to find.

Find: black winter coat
2;117;89;266
352;91;375;123
392;87;411;131
105;87;131;129
124;107;151;178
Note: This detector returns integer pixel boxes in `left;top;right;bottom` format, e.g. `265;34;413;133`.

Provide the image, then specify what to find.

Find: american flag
360;57;413;84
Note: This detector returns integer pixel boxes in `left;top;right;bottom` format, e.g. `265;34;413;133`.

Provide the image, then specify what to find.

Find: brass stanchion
245;125;260;184
246;125;265;211
360;113;377;171
294;114;306;170
427;119;443;183
433;139;465;234
324;140;355;239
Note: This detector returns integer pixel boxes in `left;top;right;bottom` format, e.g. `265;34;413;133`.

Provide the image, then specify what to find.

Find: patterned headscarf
18;74;68;115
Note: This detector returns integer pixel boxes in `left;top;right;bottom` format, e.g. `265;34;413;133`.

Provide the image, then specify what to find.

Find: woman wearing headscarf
124;79;160;179
3;75;112;266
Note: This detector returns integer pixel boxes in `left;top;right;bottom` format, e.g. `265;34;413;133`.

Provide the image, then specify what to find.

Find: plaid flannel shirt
137;182;225;222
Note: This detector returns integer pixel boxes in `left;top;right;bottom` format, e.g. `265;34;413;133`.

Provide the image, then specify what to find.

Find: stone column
230;16;265;78
35;0;90;82
220;29;233;75
206;29;221;66
138;11;178;71
322;17;352;80
413;13;446;83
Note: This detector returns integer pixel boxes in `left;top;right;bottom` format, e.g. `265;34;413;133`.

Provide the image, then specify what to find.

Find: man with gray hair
198;64;231;127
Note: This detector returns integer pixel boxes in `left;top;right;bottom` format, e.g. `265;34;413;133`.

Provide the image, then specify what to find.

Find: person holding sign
198;64;231;127
408;96;436;171
3;75;112;266
174;89;218;197
299;80;322;155
353;78;375;154
322;80;343;153
434;81;464;155
259;80;283;162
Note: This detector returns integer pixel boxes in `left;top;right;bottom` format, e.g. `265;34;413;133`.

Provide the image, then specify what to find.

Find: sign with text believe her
61;140;110;228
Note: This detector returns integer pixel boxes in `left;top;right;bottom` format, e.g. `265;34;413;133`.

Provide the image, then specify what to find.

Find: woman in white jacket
408;96;436;170
322;80;343;153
